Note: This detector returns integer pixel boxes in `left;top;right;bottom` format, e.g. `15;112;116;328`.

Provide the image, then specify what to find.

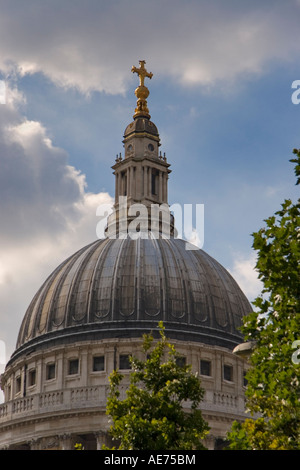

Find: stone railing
213;392;238;408
0;385;109;424
199;390;246;417
0;385;246;426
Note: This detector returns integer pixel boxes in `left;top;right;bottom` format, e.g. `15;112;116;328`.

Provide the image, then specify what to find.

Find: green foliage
105;322;209;450
228;152;300;450
74;443;84;450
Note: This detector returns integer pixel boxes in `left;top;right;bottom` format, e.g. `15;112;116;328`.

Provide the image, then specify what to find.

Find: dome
124;117;159;140
13;234;251;362
1;63;251;450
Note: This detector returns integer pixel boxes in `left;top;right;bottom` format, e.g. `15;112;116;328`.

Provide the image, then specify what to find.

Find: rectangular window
15;376;21;393
46;363;56;380
223;365;233;382
68;359;79;375
243;371;248;387
93;356;105;372
119;354;131;370
200;360;211;376
28;369;36;386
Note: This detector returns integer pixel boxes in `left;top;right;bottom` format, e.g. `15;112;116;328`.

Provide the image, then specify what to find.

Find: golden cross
131;60;153;87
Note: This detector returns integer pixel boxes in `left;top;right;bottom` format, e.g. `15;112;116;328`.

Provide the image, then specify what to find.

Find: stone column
165;174;169;203
57;352;64;390
215;351;222;391
148;166;152;197
136;164;142;200
81;350;88;386
95;431;105;450
162;172;167;203
36;358;43;394
128;166;134;199
59;433;73;450
159;171;163;202
126;168;130;197
118;171;122;201
204;435;216;450
115;172;119;202
120;172;125;197
30;438;42;450
143;166;148;198
95;431;112;450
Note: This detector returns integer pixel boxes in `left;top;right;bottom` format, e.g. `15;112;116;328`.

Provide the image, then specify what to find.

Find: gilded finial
131;60;153;118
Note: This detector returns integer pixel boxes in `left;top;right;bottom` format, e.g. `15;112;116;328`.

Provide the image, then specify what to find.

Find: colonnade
115;165;168;203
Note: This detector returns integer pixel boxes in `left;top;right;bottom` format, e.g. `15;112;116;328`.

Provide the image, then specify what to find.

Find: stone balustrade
0;385;246;425
0;385;109;424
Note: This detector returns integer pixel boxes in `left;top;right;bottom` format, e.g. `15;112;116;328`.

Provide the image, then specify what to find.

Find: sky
0;0;300;376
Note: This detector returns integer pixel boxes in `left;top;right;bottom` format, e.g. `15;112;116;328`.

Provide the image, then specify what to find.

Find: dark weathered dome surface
13;235;251;360
124;117;159;139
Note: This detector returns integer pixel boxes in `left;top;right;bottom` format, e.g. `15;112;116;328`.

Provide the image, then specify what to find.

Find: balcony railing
0;385;246;426
0;385;115;424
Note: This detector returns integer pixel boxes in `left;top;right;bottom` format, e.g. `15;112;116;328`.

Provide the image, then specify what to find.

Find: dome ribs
15;237;251;352
67;241;107;325
140;236;162;318
158;238;186;321
117;238;136;318
179;247;209;325
88;238;112;322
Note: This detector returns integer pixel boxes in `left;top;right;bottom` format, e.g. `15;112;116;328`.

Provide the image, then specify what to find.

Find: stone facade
0;337;248;450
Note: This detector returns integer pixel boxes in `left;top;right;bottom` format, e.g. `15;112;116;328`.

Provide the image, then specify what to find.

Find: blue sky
0;0;300;367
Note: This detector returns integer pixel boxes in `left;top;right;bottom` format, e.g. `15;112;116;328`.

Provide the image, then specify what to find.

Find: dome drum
8;320;247;368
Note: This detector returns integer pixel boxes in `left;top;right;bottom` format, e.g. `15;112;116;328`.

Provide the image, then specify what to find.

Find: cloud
0;1;299;95
228;252;262;302
0;83;114;361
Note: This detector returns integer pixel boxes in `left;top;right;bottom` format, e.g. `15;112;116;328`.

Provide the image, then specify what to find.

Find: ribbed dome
124;117;159;139
14;235;251;359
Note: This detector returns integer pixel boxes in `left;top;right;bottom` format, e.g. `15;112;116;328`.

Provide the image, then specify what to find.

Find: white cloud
0;1;299;95
228;252;262;302
0;83;114;361
186;229;202;248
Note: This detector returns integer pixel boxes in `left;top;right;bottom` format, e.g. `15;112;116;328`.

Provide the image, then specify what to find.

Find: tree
105;322;209;450
227;151;300;450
